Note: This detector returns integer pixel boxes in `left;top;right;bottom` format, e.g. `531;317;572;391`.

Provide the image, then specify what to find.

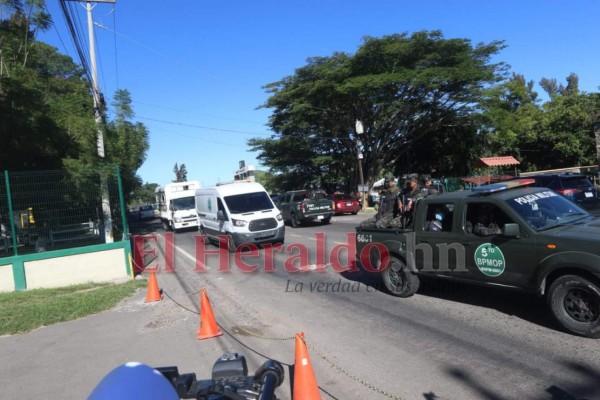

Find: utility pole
355;120;368;209
88;0;115;243
594;121;600;189
64;0;116;242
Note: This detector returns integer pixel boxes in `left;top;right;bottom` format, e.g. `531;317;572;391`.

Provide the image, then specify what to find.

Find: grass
0;280;147;336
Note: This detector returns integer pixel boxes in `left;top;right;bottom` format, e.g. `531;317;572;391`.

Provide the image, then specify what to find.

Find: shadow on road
341;259;559;333
445;359;600;400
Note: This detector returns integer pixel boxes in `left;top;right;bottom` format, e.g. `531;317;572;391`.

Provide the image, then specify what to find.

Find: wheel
291;213;300;228
352;211;358;215
548;275;600;338
321;217;331;225
381;256;420;297
162;219;170;231
198;226;210;245
227;235;237;253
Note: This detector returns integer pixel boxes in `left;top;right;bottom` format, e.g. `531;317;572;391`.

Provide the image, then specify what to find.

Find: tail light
556;189;582;196
300;203;307;213
332;201;336;210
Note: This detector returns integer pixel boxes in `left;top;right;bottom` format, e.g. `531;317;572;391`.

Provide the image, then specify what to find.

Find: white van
195;182;285;251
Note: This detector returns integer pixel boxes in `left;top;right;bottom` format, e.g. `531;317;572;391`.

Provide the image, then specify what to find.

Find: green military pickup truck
276;189;334;227
355;178;600;338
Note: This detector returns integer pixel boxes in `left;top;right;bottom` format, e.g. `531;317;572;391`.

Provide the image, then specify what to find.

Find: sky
39;0;600;188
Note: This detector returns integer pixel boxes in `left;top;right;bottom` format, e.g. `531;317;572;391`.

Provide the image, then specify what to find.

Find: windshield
561;177;593;189
171;196;195;211
506;190;589;230
224;191;274;214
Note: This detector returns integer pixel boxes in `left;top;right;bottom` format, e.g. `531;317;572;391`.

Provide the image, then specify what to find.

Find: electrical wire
137;117;272;137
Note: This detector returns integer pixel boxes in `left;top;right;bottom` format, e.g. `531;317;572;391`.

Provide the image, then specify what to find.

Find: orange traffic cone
196;289;223;340
293;332;321;400
144;270;162;302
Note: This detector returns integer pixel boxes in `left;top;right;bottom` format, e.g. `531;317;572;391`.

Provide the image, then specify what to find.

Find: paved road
2;211;600;399
152;213;600;399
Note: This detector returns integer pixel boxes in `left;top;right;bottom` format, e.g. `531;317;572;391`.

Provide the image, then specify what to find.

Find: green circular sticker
474;243;505;277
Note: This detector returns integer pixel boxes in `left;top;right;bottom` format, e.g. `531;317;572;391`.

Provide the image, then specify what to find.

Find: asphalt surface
0;215;298;400
2;206;600;400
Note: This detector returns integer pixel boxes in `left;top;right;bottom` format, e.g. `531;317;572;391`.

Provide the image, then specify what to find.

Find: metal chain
231;325;296;341
307;342;406;400
143;274;402;399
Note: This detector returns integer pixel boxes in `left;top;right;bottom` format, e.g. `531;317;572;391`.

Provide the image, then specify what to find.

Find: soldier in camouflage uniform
374;177;401;229
360;176;401;229
400;179;426;228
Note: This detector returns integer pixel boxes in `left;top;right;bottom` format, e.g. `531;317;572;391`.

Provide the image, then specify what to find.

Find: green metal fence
0;166;128;258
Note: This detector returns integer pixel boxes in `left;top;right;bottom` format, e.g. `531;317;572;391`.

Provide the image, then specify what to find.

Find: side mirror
503;223;520;237
217;210;226;221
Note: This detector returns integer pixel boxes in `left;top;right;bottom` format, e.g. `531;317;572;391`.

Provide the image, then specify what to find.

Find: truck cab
276;189;334;227
155;181;200;232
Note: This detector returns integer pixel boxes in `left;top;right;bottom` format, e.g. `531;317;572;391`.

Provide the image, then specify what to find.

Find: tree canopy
251;31;508;191
252;31;599;191
1;0;150;203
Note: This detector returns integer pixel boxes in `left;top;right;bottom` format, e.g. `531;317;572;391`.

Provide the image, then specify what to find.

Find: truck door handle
198;213;206;217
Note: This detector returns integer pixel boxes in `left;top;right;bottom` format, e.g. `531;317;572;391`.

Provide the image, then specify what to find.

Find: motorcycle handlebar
156;353;285;400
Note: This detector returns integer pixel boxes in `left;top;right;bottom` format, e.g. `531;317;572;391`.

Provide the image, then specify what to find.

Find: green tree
252;31;507;189
483;73;600;172
173;163;187;182
104;89;149;203
533;89;600;169
130;182;158;206
1;0;90;171
481;73;543;170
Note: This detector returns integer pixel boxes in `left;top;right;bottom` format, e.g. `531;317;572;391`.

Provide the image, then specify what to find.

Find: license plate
317;215;324;220
585;192;593;198
346;202;353;206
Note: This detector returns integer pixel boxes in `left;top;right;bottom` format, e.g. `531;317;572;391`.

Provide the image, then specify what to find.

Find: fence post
4;171;18;256
115;165;129;238
115;166;133;277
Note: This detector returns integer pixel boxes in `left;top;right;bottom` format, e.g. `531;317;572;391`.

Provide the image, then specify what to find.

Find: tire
227;235;237;253
381;256;420;298
162;219;170;231
352;211;358;215
291;213;300;228
198;226;210;245
548;274;600;338
321;217;331;225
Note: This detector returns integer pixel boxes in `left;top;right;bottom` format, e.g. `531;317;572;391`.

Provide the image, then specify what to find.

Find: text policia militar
132;232;469;273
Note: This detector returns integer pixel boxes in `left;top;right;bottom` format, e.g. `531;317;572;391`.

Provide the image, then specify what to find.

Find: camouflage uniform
359;179;400;229
373;184;399;228
400;186;425;228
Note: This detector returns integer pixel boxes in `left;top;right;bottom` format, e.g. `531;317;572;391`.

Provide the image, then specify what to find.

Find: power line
137;117;273;137
157;130;249;148
93;22;218;79
132;100;268;125
58;0;93;85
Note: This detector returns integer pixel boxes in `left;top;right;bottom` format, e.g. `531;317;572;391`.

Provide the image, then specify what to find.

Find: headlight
276;214;283;221
174;217;183;223
231;218;247;227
